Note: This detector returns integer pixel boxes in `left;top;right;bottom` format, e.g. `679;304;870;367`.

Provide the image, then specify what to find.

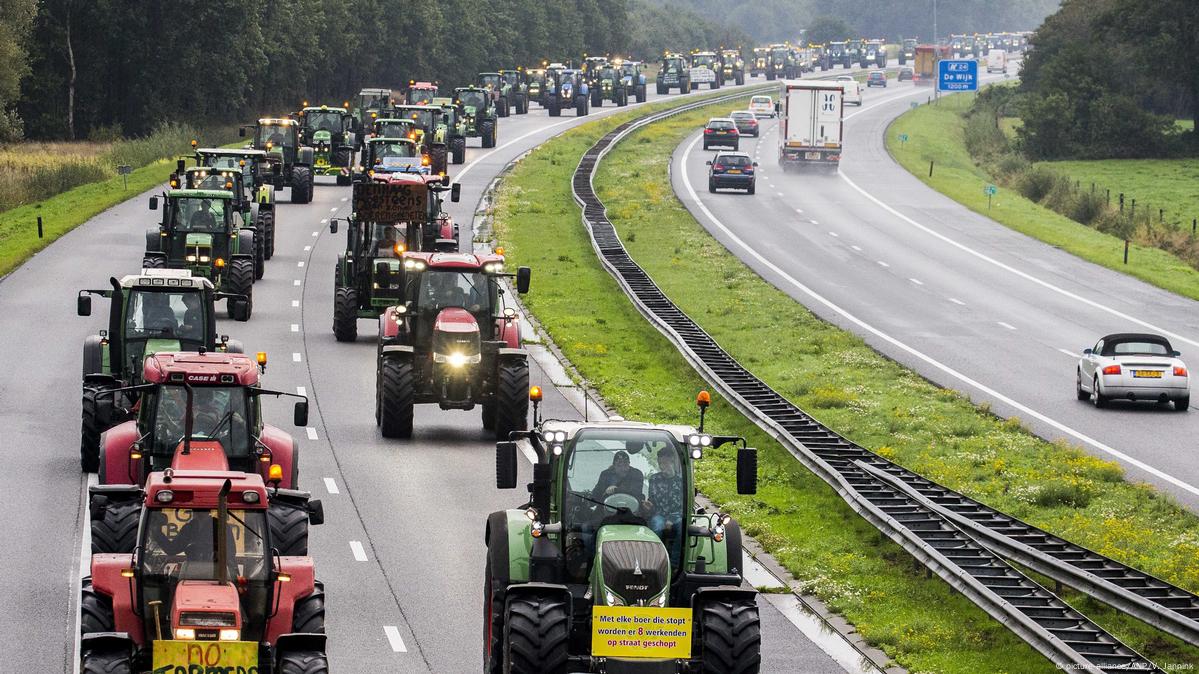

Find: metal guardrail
566;87;1195;672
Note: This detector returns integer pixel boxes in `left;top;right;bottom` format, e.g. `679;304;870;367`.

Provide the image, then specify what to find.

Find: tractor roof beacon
76;269;239;473
485;391;762;673
81;467;327;673
374;251;532;440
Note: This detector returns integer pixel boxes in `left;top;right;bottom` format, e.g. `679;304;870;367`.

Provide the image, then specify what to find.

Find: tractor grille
601;540;669;605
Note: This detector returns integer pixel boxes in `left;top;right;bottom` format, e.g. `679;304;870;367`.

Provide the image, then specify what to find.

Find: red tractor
405;80;440;105
81;469;327;673
375;251;531;439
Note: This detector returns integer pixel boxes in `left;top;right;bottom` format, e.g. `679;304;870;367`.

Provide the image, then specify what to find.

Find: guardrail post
1124;239;1129;264
929;160;934;177
36;216;43;239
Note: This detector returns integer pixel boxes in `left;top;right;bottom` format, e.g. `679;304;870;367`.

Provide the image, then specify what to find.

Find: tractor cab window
369;142;420;171
479;74;502;89
140;507;270;641
376;120;416;139
620;64;639;77
413;269;493;317
456;91;487;110
125;289;208;344
561;429;686;580
598;67;617;80
399;108;436;131
201;155;240;171
255;124;295;149
192;172;237;192
692;54;715;68
663;57;685;71
501;72;520;86
171;197;227;233
369;223;405;258
144;385;253;461
409;89;436;105
304;111;342;133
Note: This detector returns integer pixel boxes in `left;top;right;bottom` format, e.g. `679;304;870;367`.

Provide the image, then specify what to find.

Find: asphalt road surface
673;62;1199;512
0;70;866;672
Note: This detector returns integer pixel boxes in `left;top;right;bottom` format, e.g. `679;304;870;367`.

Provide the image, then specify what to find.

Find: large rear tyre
333;147;352;168
637;84;647;103
504;593;569;674
498;98;509;118
80;385;104;472
259;210;275;260
699;599;761;674
483;516;508;674
226;258;254;321
277;650;329;674
656;83;666;95
141;254;165;269
548;100;561;117
481;402;496;431
81;650;131;674
494;360;529;440
290;166;313;204
91;498;140;554
292;581;326;633
268;500;310;557
481;120;497;149
451;138;466;164
379;356;415;439
253;232;265;280
81;581;115;634
591;90;602;108
430;143;448;177
333;287;358;342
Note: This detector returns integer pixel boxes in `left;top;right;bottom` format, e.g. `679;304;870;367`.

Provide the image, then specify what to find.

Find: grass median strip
493;96;1199;671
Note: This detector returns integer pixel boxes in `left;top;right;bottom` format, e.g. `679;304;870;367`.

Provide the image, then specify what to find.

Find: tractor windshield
255;124;295;149
191;172;238;192
479;74;502;89
144;385;254;461
125;289;208;344
304;111;342;133
457;91;486;110
414;269;494;317
409;88;437;105
663;57;685;71
620;64;639;77
375;120;415;139
398;108;436;130
598;67;616;80
501;72;521;86
692;54;716;68
170;198;227;233
368;142;421;171
140;507;270;641
561;428;686;580
369;223;405;257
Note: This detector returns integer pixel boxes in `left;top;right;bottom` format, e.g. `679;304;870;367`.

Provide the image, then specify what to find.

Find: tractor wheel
498;98;509;118
451;138;466;164
591;89;602;108
737;73;745;85
656;83;666;95
291;166;313;204
141;254;165;269
691;81;699;91
430;144;448;177
333;287;358;342
81;581;115;635
259;210;275;260
292;582;326;633
637;84;647;103
503;593;569;674
518;94;529;114
481;402;496;431
91;498;140;554
333;147;352;168
481;120;497;149
80;384;104;473
494;360;529;440
483;521;508;674
576;97;587;117
277;650;329;674
253;231;265;280
379;356;415;439
699;599;761;674
268;500;310;557
81;650;131;674
226;258;254;321
548;99;561;117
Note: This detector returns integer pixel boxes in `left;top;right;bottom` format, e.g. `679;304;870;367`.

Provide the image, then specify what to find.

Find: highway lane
0;72;855;671
672;66;1199;511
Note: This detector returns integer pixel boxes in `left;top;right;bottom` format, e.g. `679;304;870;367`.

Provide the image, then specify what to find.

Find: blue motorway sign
938;59;978;92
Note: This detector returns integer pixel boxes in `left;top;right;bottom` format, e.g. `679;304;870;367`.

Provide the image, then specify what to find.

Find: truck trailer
778;81;844;171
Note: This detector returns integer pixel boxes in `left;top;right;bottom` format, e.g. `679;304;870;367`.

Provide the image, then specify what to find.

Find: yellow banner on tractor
152;640;258;673
591;606;692;659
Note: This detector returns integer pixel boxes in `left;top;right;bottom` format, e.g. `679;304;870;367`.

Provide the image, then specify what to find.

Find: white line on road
291;324;299;332
297;261;305;268
306;427;318;440
292;300;300;307
998;321;1017;330
877;260;890;267
949;297;966;305
810;219;819;225
350;541;368;562
776;192;784;197
319;219;327;224
340;197;348;202
851;245;862;251
679;131;1199;499
329;207;338;212
909;278;923;285
828;231;838;238
312;231;319;237
296;386;306;396
292;352;302;362
304;245;311;252
293;279;302;286
383;626;408;653
323;477;340;494
1058;348;1079;357
795;208;804;214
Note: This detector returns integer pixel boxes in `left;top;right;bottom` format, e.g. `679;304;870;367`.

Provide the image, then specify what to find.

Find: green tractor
329;175;461;342
75;268;242;472
589;62;627;107
351;87;393;149
193;148;279;261
296;104;356;186
898;38;917;65
525;69;547;107
175;164;266;280
614;59;647;103
486;392;762;673
656;52;691;94
478;72;512;118
239;118;314;204
433;97;469;165
142;189;256;321
454;86;499;148
498;69;530;115
719;48;746;86
391;104;451;176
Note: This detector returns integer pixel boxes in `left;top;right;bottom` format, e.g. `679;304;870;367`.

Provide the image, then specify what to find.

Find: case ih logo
184;373;220;384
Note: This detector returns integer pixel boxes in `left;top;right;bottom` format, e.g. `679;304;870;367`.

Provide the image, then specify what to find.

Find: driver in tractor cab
151;386;247;456
189;199;216;230
375;224;403;257
267;127;287;147
180;293;204;335
590;450;645;501
140;293;179;336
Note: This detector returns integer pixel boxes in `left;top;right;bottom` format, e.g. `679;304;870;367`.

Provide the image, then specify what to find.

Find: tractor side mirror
148;196;158;210
515;267;531;294
176;159;186;173
451;182;461;203
753;162;759;167
89;495;109;521
238;127;246;137
736;447;758;495
77;294;92;317
307;499;325;525
329;218;339;234
496;442;519;489
293;400;309;427
231;298;250;322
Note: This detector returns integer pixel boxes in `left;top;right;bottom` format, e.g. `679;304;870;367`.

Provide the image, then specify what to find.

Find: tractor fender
99;421;140;485
80;632;134;655
297;147;314;166
381;344;415;356
83;371;119;391
504;582;572;612
83;335;106;378
90;553;143;642
145;228;162;254
267;557;316;644
691;584;758;607
259;425;299;489
496;347;527;363
379;306;404;340
494;317;521;350
486;509;535;584
275;633;328;658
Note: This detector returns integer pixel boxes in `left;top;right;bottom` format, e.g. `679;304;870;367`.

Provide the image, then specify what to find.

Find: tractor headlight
174;628;196;640
219;629;240;641
433;351;481;367
199;256;210;263
186;255;197;263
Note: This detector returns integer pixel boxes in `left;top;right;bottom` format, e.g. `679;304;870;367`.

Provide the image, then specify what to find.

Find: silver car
1077;333;1189;410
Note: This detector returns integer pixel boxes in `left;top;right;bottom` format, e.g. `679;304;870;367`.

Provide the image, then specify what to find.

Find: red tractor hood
172;581;243;634
434;307;479;334
172;440;231;472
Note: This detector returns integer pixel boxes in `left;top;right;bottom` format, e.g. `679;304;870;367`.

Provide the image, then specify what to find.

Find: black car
707;152;756;194
866;71;887;88
703;118;740;150
729;110;760;137
897;67;914;82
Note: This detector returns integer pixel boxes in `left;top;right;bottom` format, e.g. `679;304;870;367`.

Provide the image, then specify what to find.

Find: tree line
4;0;743;141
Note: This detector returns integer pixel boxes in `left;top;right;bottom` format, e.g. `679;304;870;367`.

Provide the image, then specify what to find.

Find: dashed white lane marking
319;219;327;224
851;245;862;251
293;279;302;286
304;245;311;252
292;300;300;307
949;297;966;305
1058;348;1079;357
291;324;299;332
306;427;318;440
312;231;319;236
292;352;302;362
296;386;306;396
910;278;923;285
998;321;1017;331
795;208;804;214
776;191;784;197
383;626;408;653
297;261;305;268
323;477;340;495
340;197;348;202
810;219;819;225
350;541;368;562
329;207;338;212
877;260;890;268
828;231;838;238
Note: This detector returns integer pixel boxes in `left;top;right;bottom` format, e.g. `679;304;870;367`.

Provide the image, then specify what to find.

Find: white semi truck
778;81;844;170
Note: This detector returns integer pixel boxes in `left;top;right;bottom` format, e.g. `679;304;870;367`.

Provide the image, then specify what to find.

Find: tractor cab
194;147;272;188
239;118;314;203
371;117;417;141
433;98;469;164
496;69;529;115
752;46;769;74
353;87;393;133
499;69;525;89
453;87;498;147
720;49;743;81
76;269;231;472
657;53;689;93
81;468;326;672
486;395;761;672
582;56;608;75
769;43;791;77
295;105;355;184
478;72;504;96
391;104;450;174
405;80;439;106
373;251;531;438
180;166;246;214
526;68;547;102
192;147;278;265
357;138;428;179
827;40;848;68
690;51;717;70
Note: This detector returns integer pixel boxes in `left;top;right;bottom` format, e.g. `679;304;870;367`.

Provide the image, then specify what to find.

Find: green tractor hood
312;129;333;144
593;524;671;608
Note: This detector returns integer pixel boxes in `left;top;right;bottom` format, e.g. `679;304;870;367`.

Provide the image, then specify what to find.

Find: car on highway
897;67;914;82
707;152;757;194
1077;333;1189;410
748;94;775;118
835;75;863;105
729;110;760;137
866;70;888;87
703;117;740;150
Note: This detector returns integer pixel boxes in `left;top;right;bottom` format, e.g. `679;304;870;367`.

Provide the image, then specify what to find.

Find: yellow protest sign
152;640;258;673
591;606;692;659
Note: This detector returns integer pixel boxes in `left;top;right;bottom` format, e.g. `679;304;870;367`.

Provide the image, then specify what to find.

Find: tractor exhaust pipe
183;383;194;455
216;479;232;586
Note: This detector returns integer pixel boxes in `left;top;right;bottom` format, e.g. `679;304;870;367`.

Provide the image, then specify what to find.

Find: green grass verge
886;93;1199;302
493;93;1199;671
1044;158;1199;231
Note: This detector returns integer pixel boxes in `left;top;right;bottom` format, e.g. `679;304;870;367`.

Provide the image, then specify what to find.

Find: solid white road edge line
73;472;99;672
679;132;1199;498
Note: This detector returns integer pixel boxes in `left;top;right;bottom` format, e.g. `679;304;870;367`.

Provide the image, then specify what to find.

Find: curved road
0;72;869;671
672;63;1199;511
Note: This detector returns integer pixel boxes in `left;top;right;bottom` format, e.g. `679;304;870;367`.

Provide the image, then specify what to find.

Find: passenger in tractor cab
180;293;205;335
374;224;403;257
643;448;686;565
